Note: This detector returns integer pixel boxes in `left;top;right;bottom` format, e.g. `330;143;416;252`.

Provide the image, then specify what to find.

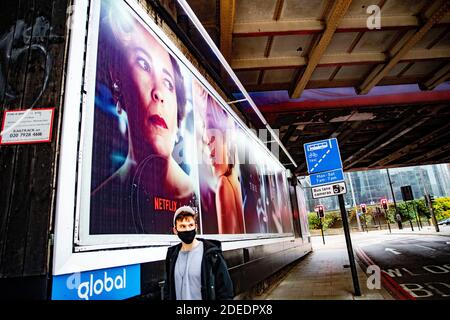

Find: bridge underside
168;0;450;174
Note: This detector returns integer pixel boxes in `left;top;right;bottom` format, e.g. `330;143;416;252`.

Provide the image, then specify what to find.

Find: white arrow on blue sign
304;138;343;174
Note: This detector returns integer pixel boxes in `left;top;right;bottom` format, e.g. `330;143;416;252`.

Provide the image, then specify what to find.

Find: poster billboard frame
53;0;294;276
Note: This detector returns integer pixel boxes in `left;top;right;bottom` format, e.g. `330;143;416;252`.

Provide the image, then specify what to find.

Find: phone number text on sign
1;108;54;145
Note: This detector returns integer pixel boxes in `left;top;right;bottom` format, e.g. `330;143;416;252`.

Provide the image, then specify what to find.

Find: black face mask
177;229;196;244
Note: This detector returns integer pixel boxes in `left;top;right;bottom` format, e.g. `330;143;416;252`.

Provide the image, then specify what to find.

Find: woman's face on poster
120;23;178;159
204;128;227;173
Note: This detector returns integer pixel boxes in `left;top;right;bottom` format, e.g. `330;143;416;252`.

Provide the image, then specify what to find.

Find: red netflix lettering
153;197;178;212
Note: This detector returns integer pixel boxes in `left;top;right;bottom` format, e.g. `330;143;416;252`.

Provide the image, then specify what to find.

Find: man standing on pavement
396;213;403;230
164;206;234;300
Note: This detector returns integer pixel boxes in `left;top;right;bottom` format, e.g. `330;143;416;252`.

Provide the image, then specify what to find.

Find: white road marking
414;244;436;251
311;149;331;172
385;248;402;255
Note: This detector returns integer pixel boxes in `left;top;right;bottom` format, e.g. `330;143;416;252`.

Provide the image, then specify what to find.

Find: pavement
388;224;450;237
256;224;449;300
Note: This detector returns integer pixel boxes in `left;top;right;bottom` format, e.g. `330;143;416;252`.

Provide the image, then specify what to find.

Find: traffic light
317;205;325;218
381;198;388;210
360;203;367;214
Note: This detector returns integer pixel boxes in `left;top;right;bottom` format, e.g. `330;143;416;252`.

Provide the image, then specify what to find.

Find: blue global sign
52;264;140;300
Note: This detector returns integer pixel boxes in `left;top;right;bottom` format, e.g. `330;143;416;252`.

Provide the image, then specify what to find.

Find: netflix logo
154;197;178;212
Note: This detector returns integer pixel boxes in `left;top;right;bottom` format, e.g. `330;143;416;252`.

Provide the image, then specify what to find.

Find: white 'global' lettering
76;269;127;300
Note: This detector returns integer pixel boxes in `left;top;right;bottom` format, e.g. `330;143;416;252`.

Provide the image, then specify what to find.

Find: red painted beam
259;90;450;113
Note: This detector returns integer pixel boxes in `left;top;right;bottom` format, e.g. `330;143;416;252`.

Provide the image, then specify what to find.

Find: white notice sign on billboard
1;108;54;145
312;182;347;199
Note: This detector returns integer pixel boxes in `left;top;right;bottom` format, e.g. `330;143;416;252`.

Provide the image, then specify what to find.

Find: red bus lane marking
357;247;415;300
355;247;401;299
355;247;408;300
355;247;416;300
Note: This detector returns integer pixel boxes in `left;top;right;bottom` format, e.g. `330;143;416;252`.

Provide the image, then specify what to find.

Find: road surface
354;231;450;300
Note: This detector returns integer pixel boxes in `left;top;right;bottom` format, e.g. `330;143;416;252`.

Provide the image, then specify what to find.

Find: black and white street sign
312;182;347;199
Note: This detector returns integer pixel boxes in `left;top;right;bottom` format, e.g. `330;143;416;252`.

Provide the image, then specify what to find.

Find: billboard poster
193;79;245;234
79;0;293;241
239;162;268;234
276;170;293;233
89;0;199;234
296;185;310;239
264;170;282;233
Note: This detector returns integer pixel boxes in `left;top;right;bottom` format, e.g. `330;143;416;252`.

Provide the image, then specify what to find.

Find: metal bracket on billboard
227;98;248;105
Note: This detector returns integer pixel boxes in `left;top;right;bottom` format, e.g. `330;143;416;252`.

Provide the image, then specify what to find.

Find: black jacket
163;238;234;300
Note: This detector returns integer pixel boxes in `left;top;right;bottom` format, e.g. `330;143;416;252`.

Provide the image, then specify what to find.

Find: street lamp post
383;207;392;233
381;199;391;234
348;173;362;231
386;169;404;230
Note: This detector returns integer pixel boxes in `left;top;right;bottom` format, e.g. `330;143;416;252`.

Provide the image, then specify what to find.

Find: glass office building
301;164;450;212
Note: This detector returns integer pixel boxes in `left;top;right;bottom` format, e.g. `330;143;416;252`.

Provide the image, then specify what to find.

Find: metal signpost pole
338;194;361;296
348;173;362;231
304;139;360;296
409;201;421;230
384;208;391;233
427;194;440;232
363;214;368;233
320;218;325;245
409;218;415;231
413;201;423;229
375;208;382;229
432;207;440;232
405;201;416;231
420;170;439;231
386;169;402;228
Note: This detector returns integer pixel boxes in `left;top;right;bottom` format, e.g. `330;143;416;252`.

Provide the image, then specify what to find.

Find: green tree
396;202;416;221
323;211;341;229
308;212;321;230
413;199;430;219
308;211;342;230
433;197;450;221
384;205;395;223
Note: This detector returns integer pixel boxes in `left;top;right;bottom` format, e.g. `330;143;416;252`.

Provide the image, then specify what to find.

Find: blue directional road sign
304;138;343;174
310;168;345;187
